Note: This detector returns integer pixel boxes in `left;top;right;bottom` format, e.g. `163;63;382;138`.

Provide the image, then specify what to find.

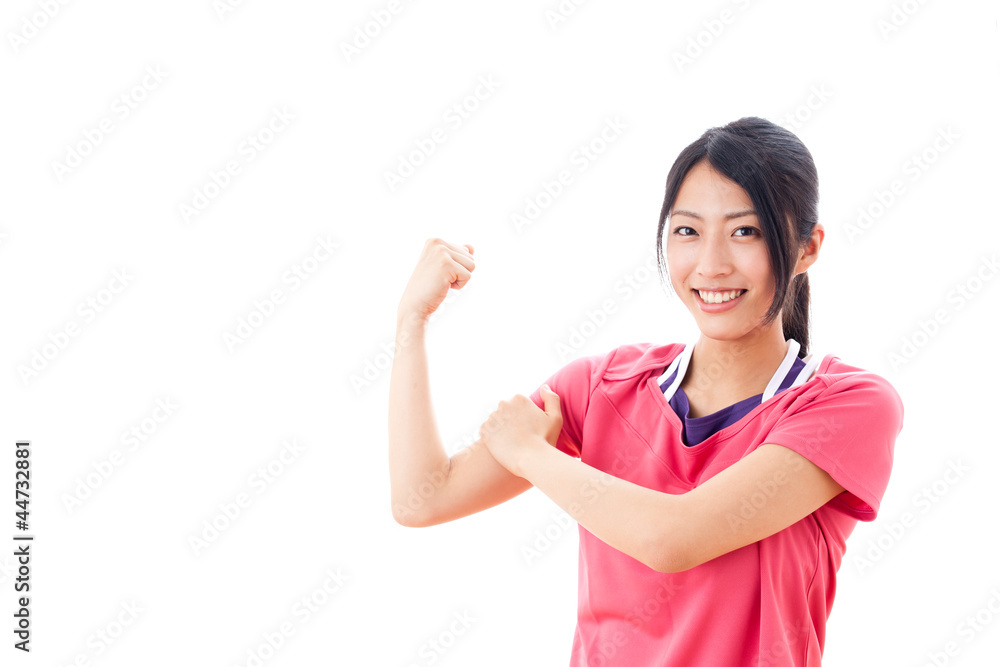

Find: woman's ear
795;223;824;274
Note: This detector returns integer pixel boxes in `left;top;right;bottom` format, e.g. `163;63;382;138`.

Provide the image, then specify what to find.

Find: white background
1;0;998;665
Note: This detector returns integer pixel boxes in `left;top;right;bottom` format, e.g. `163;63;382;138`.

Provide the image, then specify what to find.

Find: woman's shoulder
809;353;904;408
814;353;895;383
577;341;685;381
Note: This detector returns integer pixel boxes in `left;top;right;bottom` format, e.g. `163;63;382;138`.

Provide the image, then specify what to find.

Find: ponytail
782;271;811;358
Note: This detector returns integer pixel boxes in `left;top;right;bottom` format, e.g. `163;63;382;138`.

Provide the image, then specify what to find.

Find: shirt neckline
647;340;831;449
658;337;806;403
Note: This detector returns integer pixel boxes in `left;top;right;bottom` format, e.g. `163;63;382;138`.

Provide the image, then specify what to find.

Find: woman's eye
671;226;759;237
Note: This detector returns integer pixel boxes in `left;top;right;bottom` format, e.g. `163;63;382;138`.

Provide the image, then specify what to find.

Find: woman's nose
695;237;733;277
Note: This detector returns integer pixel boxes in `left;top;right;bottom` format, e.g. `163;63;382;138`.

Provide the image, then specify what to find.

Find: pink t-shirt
527;342;905;666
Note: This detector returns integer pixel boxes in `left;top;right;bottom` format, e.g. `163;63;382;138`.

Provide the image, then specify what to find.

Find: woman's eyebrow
670;208;757;220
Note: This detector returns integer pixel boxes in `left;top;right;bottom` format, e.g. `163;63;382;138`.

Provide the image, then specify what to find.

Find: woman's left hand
479;385;564;477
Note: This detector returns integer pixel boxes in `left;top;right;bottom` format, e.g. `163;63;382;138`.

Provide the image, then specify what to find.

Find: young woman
388;116;905;666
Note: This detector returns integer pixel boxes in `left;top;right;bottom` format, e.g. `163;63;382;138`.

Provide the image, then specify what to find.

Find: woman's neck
681;330;792;405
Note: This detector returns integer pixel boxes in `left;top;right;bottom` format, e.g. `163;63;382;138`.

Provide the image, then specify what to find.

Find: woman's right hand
397;238;476;323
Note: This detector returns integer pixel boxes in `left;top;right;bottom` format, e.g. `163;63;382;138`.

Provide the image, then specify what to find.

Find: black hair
655;116;819;358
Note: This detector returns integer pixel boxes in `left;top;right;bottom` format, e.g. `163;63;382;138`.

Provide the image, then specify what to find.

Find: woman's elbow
392;498;436;527
644;535;699;574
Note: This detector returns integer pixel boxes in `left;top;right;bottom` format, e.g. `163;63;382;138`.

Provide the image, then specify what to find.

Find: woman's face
665;159;779;342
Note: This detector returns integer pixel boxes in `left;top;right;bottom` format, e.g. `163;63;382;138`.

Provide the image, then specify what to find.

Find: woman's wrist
515;436;559;481
396;309;428;336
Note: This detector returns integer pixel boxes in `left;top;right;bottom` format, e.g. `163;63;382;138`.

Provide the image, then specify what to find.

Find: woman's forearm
387;311;451;525
518;440;682;571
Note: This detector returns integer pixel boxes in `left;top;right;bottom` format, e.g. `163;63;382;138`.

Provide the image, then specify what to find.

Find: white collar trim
657;338;821;404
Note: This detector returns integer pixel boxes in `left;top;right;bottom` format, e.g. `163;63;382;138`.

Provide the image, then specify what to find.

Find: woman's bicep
408;437;534;527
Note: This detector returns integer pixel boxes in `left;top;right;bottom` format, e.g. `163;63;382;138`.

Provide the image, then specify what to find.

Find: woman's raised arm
388;239;533;527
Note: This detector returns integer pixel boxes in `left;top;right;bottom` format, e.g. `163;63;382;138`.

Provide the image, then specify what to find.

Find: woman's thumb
542;384;561;413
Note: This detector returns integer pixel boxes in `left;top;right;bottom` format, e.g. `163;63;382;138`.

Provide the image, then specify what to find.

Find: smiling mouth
693;289;747;304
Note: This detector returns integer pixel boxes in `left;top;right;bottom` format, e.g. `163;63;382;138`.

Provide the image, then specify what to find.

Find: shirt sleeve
762;372;905;521
526;351;608;459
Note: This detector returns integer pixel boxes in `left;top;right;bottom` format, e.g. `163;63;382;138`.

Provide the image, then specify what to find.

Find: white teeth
697;289;745;304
